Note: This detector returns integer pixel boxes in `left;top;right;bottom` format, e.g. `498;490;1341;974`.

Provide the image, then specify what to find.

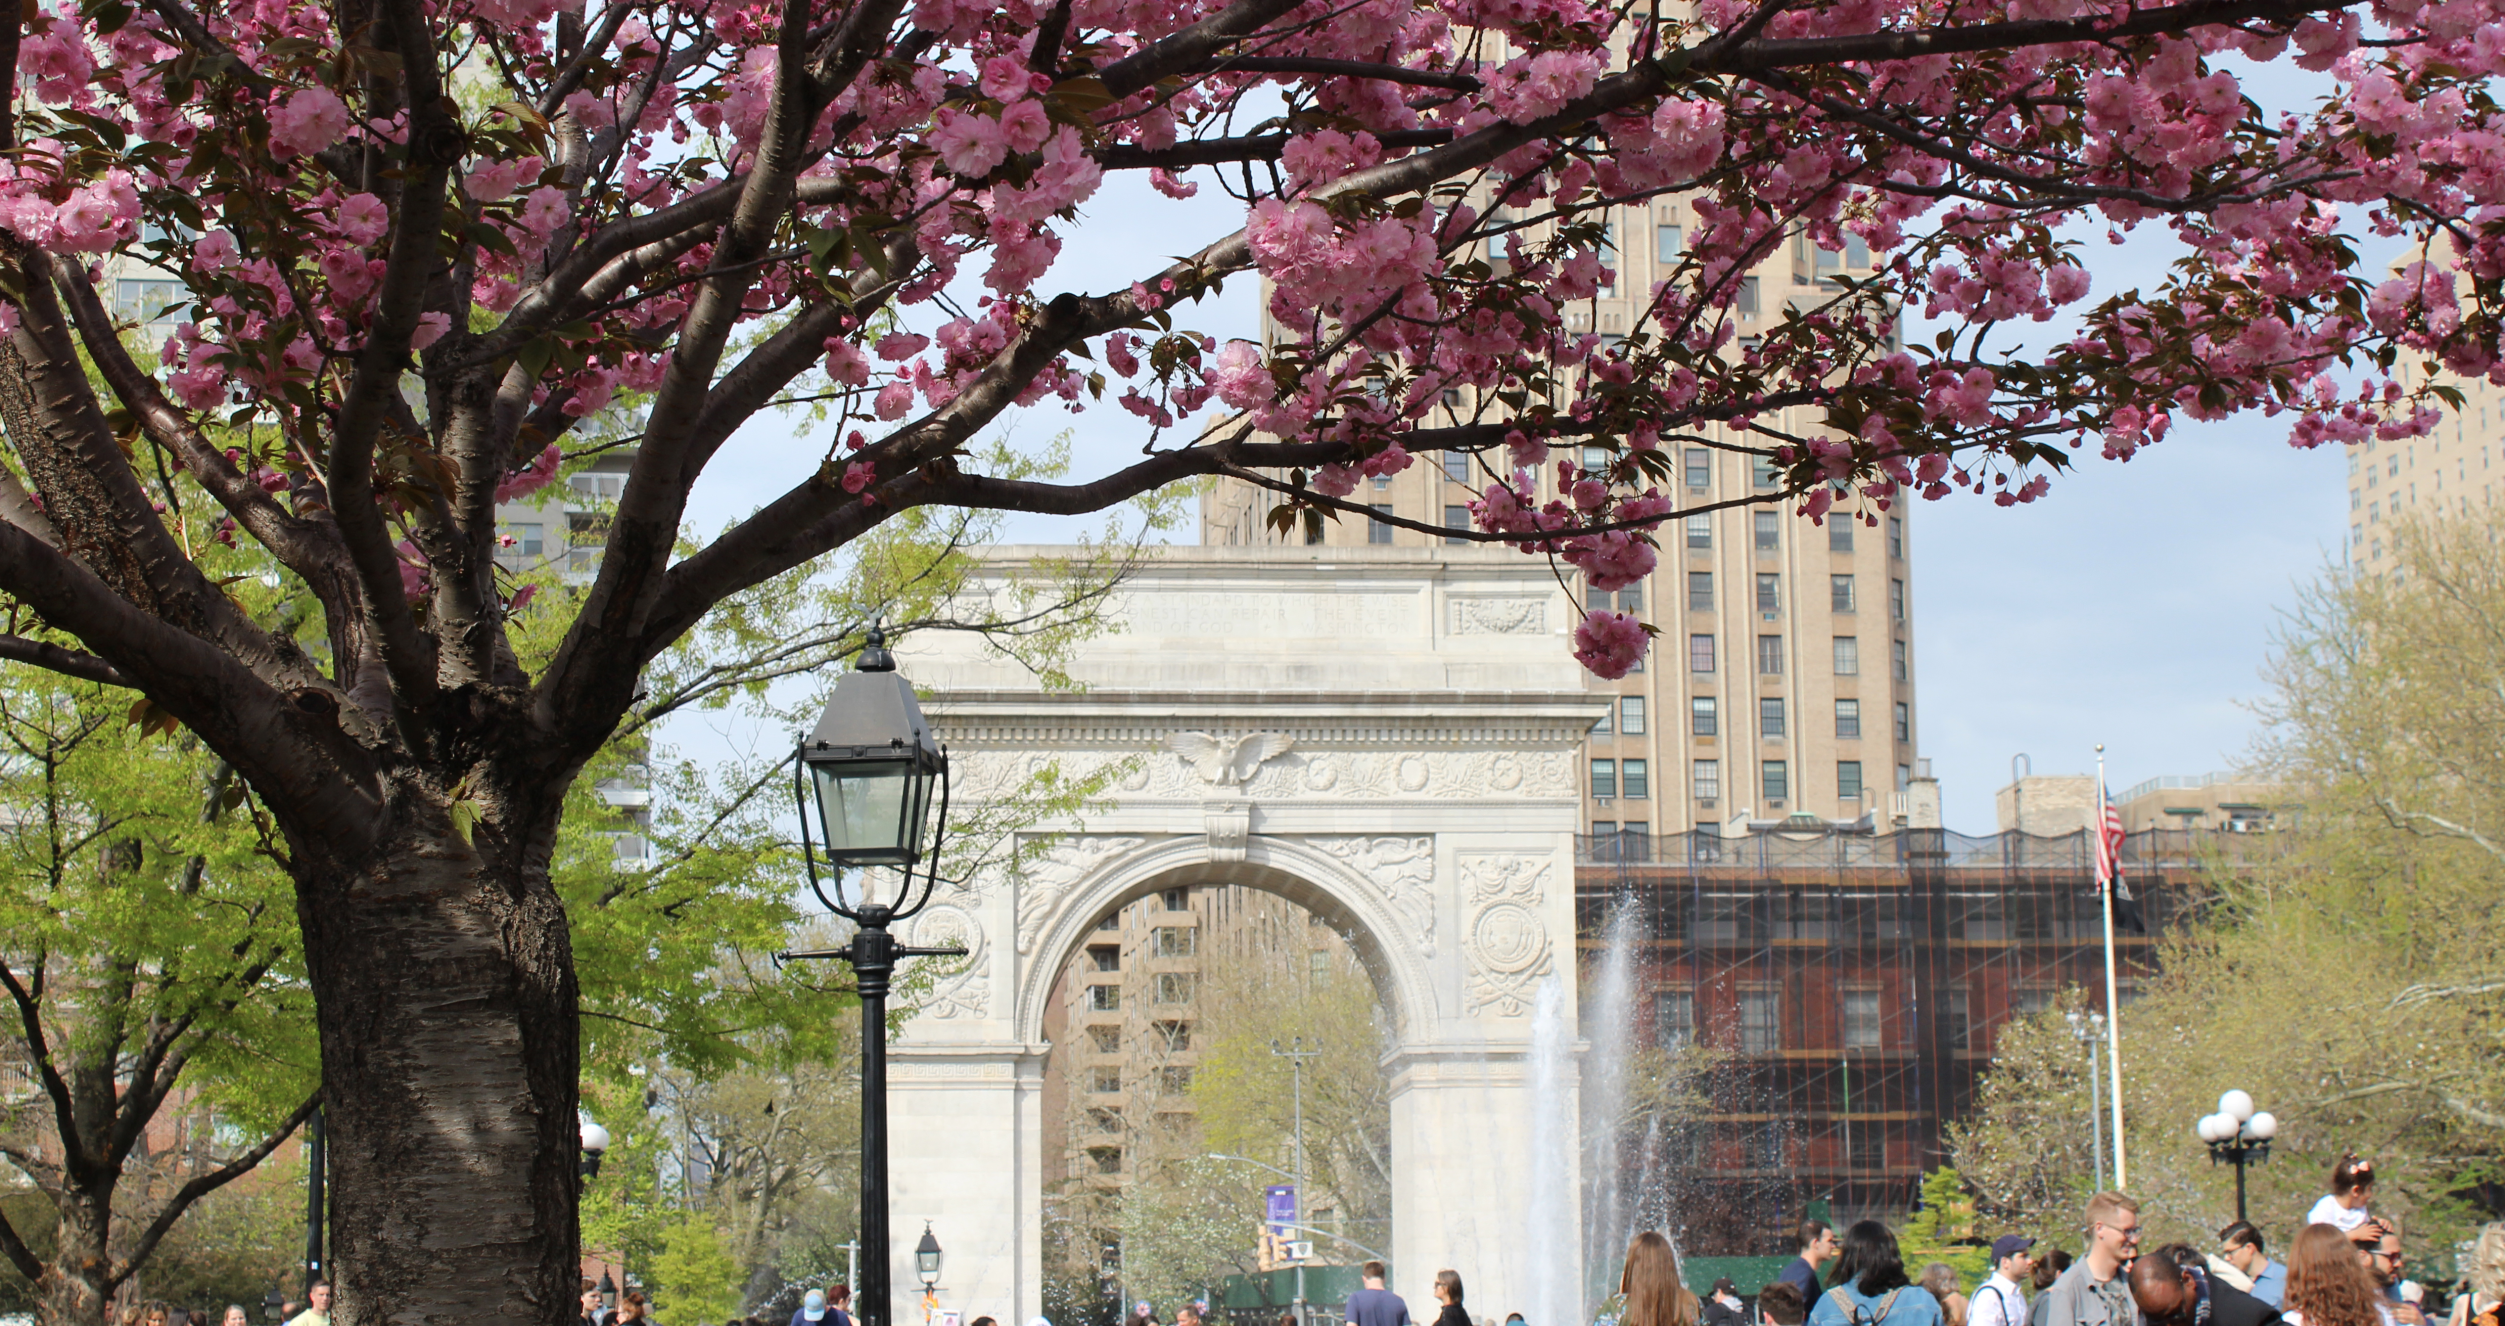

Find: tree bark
42;1192;114;1326
298;800;580;1326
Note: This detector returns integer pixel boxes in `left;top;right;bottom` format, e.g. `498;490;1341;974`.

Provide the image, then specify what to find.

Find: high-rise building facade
2348;368;2505;571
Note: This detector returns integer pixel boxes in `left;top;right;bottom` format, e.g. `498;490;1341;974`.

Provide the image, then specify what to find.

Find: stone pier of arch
878;547;1603;1326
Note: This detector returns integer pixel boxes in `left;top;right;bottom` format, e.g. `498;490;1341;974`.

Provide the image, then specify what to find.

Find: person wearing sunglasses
2042;1192;2141;1326
2130;1244;2287;1326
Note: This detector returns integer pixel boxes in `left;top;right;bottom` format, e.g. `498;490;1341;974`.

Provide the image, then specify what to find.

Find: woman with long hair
1621;1231;1701;1326
2446;1224;2505;1326
1431;1271;1471;1326
2307;1156;2378;1233
2283;1223;2394;1326
1806;1223;1944;1326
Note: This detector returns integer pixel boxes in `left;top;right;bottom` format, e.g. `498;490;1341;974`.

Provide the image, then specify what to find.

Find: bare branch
111;1092;323;1292
0;635;126;687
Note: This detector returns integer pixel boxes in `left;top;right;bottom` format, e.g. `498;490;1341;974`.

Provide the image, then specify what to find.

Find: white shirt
2307;1195;2370;1232
1970;1273;2026;1326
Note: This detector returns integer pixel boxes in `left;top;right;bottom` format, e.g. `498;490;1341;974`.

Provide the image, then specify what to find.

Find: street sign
1264;1184;1296;1237
1285;1241;1313;1261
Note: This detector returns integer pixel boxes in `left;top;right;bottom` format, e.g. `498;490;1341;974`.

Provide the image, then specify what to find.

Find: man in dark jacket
1702;1279;1747;1326
2130;1245;2284;1326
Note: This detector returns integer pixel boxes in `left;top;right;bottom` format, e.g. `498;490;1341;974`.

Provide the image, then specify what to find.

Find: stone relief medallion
906;903;988;1019
1309;835;1436;955
1490;754;1523;791
1014;835;1148;952
1459;853;1554;1015
1118;762;1152;792
1450;597;1548;635
1396;755;1430;792
1303;757;1339;791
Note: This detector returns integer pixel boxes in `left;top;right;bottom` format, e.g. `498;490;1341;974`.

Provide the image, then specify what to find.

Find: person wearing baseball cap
1970;1236;2038;1326
792;1290;831;1326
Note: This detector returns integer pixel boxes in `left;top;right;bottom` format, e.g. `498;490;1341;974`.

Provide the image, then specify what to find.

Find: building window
1163;887;1189;910
1895;701;1911;741
1443;450;1471;482
1444;505;1468;545
1622;759;1650;799
1942;989;1971;1051
1843;988;1882;1049
1369;505;1395;544
1892;639;1909;680
1153;972;1195;1004
1691;696;1718;737
1689;634;1715;673
1763;760;1789;803
1088;945;1119;972
1693;759;1721;801
114;278;183;324
1592;759;1619;798
1758;1122;1788;1169
1090;1066;1121;1093
1831;575;1855;612
1158;1066;1194;1093
1839;760;1864;801
1829;521;1854;553
1685;448;1711;490
1753;456;1779;489
1756;574;1781;612
1620;696;1646;736
1757;634;1784;675
1618;583;1643;612
1738;276;1761;314
1888;517;1903;559
500;523;546;557
1687;514;1712;548
1834;636;1859;675
1305;519;1324;545
1891;577;1907;620
1090;1146;1123;1174
1835;698;1861;739
1656;990;1695;1052
1153;926;1195;958
1759;697;1785;739
1754;511;1779;551
1688;571;1713;611
1088;983;1120;1011
1592;702;1612;737
1155;1020;1191;1051
1898;763;1912;791
1088;1025;1120;1052
1582;445;1611;472
1739;987;1781;1054
2015;986;2054;1017
1657;223;1684;262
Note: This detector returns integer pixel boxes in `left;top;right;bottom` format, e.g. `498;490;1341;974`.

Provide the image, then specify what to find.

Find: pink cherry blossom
1574;611;1650;679
271;86;354;158
335;193;390;246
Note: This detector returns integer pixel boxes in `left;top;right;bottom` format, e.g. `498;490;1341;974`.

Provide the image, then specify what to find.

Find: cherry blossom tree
0;0;2485;1314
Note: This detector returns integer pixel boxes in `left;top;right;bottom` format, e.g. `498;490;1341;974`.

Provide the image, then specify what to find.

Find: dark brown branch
1192;56;1481;90
1095;0;1313;99
1096;128;1453;170
110;1092;323;1293
0;635;126;686
1692;0;2346;73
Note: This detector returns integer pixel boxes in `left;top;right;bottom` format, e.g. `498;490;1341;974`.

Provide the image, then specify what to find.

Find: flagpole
2097;744;2128;1189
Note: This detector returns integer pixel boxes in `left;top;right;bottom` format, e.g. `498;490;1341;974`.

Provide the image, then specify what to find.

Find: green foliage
1900;1169;1992;1289
137;1156;311;1308
652;1214;745;1326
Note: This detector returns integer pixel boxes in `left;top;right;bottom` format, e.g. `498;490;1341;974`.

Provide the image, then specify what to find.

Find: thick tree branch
1096;128;1453;170
1095;0;1312;99
0;634;126;686
1192;56;1482;90
1691;0;2348;73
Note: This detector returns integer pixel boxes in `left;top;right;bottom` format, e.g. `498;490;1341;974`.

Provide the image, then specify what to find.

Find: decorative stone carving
1014;835;1147;952
1204;801;1251;862
1450;597;1548;635
906;902;988;1019
1165;732;1296;786
1310;836;1436;955
1458;853;1553;1015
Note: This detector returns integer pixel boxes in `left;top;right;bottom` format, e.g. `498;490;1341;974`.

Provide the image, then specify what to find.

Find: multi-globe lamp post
780;625;965;1326
2197;1089;2278;1224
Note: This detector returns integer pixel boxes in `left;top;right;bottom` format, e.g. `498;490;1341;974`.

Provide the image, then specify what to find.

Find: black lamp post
780;625;963;1326
2198;1089;2278;1224
579;1119;611;1181
599;1272;618;1314
262;1289;285;1323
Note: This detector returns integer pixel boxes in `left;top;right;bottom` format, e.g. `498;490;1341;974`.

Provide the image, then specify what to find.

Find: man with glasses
2217;1223;2285;1309
2128;1245;2284;1326
2042;1192;2142;1326
2352;1221;2426;1326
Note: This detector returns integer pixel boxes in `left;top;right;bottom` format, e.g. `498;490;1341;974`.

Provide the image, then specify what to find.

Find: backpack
1822;1288;1906;1326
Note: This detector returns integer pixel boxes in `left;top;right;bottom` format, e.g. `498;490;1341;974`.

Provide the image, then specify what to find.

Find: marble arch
874;547;1602;1326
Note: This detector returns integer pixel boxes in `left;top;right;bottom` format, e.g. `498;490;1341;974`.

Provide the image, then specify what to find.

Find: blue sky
686;163;2361;835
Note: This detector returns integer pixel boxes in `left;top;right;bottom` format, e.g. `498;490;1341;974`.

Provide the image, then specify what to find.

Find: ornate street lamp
781;625;965;1326
598;1272;618;1314
915;1224;944;1293
262;1289;285;1323
2198;1089;2277;1224
579;1118;611;1181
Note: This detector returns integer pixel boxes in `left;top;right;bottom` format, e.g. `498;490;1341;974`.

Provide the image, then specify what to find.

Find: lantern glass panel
809;756;930;864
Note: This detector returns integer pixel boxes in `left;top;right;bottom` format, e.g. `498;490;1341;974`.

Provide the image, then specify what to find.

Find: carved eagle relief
1163;732;1295;786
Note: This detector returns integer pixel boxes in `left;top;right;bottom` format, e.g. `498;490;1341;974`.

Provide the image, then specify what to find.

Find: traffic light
1255;1229;1277;1272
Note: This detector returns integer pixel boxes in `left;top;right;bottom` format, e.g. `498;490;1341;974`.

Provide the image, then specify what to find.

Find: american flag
2093;776;2146;934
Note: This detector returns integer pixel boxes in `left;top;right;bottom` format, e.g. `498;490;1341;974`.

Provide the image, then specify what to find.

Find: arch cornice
1014;832;1441;1045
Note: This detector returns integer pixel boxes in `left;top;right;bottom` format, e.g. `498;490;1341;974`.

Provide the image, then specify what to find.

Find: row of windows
1080;1022;1193;1054
1595;759;1875;803
1672;696;1913;741
1086;1065;1195;1094
1680;511;1906;562
1654;985;1969;1057
1684;633;1910;679
1081;972;1198;1010
1669;571;1905;618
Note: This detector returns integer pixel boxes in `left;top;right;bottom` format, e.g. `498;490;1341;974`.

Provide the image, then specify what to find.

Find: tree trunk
298;807;580;1326
43;1190;115;1326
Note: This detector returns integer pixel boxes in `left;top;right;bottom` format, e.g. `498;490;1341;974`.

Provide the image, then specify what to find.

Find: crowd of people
1593;1153;2505;1326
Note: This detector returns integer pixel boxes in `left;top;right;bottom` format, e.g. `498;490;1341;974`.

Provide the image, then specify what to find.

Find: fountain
1580;897;1643;1309
1525;975;1577;1326
1523;894;1646;1326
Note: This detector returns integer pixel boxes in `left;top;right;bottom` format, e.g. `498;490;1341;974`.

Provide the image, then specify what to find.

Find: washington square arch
873;545;1600;1326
